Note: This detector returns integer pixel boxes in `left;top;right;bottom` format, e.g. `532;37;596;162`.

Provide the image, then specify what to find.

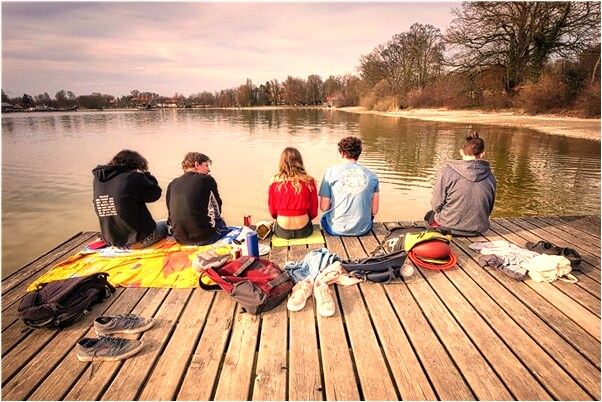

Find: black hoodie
92;164;162;246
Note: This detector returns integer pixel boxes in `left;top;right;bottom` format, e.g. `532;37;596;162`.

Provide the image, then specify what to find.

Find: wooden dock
2;216;600;401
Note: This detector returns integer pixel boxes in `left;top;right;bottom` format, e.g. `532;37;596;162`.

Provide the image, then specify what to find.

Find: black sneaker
94;314;154;336
561;248;582;269
525;240;562;255
76;336;144;362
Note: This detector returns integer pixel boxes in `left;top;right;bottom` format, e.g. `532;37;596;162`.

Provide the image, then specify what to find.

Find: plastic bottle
246;231;260;257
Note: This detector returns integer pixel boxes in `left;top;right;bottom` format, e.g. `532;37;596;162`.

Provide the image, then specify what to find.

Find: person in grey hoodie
424;133;496;236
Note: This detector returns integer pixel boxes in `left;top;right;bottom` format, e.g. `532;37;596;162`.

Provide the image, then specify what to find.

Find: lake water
2;108;600;278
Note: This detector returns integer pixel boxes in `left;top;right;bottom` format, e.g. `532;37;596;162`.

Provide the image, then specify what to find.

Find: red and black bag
199;256;293;315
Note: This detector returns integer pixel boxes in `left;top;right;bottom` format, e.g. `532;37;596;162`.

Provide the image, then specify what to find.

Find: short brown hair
337;136;362;160
181;152;212;170
463;132;485;156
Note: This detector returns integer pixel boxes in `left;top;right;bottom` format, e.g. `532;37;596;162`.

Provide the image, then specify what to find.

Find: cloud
2;1;460;97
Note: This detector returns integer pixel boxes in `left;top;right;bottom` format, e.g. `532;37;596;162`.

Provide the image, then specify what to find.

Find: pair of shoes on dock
287;262;347;317
76;314;154;362
525;240;582;269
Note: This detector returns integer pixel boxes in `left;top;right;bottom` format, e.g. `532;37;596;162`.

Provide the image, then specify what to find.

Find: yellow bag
404;229;452;252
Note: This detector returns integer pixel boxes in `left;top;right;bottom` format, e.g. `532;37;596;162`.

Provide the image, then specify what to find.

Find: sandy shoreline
340;106;601;141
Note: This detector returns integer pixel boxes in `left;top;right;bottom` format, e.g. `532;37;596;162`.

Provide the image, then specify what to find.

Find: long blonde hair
271;147;315;193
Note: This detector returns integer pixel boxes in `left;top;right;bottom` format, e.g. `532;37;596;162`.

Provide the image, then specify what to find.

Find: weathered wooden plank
212;309;260;401
407;266;513;399
318;233;361;401
286;243;323;401
253;303;289;401
489;221;601;340
1;232;94;297
251;240;290;401
28;287;151;401
176;292;237;401
355;223;437;400
100;289;193;401
455;236;601;370
555;215;601;238
1;288;125;400
529;216;601;252
137;288;216;401
451;237;601;399
385;280;475;400
338;235;399;401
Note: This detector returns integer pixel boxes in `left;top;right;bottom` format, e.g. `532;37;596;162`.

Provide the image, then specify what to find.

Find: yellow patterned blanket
28;237;227;291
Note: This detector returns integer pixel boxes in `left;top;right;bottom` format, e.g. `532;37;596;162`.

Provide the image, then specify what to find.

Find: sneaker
287;276;314;312
525;240;562;255
76;336;144;362
316;261;343;285
94;314;154;336
314;279;335;317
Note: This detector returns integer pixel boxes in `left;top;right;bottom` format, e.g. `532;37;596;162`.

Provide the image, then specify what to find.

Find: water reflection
2;109;600;278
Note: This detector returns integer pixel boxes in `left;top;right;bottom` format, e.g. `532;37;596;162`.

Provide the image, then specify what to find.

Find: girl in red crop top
268;147;318;239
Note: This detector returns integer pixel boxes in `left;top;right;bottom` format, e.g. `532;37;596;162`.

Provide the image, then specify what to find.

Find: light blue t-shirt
319;161;379;236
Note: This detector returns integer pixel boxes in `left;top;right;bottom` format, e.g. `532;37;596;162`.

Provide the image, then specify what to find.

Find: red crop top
268;178;318;220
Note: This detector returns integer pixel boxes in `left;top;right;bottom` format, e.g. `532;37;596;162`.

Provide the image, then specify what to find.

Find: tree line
3;2;600;117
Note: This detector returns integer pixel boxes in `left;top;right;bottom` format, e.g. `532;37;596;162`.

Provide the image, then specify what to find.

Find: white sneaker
314;279;335;317
287;276;314;312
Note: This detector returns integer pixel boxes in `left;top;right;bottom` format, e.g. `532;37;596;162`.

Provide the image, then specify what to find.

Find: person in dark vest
92;149;167;248
425;132;496;236
166;152;228;245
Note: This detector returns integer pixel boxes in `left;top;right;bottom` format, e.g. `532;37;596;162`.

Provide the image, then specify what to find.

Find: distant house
2;102;14;112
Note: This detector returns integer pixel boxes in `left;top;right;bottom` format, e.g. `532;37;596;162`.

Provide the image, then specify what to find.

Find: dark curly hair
109;149;148;171
463;132;485;156
338;136;362;160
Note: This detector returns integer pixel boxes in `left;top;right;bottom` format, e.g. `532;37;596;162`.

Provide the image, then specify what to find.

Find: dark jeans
195;217;230;246
320;214;373;236
128;220;168;249
273;220;313;239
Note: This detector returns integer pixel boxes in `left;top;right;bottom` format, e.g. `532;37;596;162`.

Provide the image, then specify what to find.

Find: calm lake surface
2;108;600;278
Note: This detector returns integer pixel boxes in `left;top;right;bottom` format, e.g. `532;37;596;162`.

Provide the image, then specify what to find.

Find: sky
2;1;461;99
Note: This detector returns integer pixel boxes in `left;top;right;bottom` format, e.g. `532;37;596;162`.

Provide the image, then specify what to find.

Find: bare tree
305;74;324;105
359;23;445;94
446;1;601;93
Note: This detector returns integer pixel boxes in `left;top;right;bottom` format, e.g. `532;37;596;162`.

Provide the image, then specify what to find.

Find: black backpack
18;273;116;329
341;249;408;283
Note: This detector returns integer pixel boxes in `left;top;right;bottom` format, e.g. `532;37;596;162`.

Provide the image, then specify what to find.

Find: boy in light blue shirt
319;136;380;236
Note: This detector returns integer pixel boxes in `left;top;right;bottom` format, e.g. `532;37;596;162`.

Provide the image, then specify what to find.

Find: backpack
198;256;294;314
341;249;408;283
18;273;116;329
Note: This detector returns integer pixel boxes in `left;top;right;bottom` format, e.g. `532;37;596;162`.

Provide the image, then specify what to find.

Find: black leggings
273;220;314;239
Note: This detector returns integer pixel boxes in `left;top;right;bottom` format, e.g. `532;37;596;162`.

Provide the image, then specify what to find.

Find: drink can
231;246;242;260
244;214;251;227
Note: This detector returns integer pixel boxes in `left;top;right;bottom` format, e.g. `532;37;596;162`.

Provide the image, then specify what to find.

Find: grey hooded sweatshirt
431;159;496;235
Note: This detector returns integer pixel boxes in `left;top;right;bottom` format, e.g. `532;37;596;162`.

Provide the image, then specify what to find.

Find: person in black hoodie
166;152;228;245
92;149;167;248
424;133;496;236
